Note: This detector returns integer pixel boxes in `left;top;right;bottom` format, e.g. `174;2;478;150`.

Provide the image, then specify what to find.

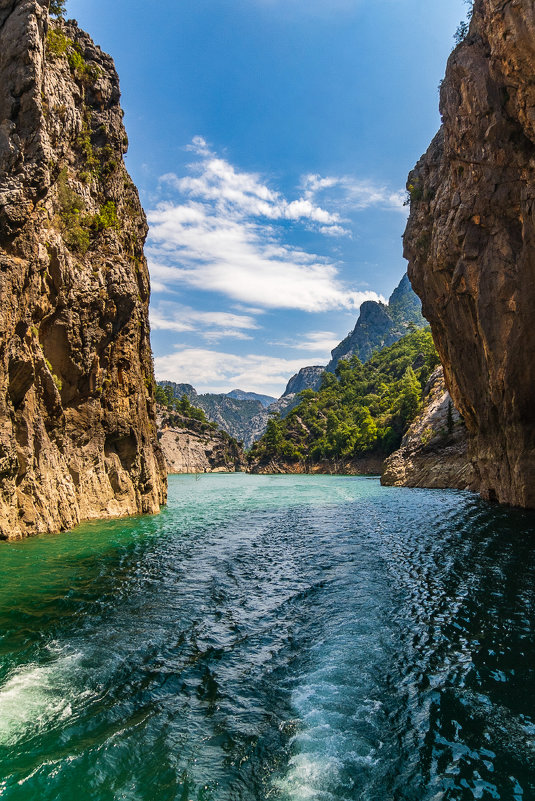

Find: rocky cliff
158;381;266;449
0;1;166;538
381;367;477;491
404;0;535;507
282;366;325;397
157;409;245;474
326;273;425;371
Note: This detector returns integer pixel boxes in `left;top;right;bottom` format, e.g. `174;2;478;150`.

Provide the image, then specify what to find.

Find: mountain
326;273;425;371
227;389;276;408
155;395;245;474
403;0;535;507
249;328;441;473
282;366;325;396
157;381;264;448
157;381;198;401
156;276;420;452
0;5;166;538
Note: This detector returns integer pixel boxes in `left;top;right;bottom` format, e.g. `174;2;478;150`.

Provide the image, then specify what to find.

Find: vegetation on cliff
156;384;219;432
155;382;246;465
249;328;439;467
155;389;246;474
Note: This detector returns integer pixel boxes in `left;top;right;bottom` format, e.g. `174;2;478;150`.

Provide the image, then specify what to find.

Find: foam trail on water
274;631;383;801
0;651;82;746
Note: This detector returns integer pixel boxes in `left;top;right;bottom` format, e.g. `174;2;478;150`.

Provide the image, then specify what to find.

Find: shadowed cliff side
0;1;167;538
404;0;535;507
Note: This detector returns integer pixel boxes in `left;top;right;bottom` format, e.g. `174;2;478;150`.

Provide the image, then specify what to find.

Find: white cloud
150;303;258;343
147;138;403;313
154;347;328;397
161;137;344;228
270;330;342;354
302;173;406;212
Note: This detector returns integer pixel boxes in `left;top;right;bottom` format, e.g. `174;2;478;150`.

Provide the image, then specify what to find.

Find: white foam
274;753;341;801
0;652;80;746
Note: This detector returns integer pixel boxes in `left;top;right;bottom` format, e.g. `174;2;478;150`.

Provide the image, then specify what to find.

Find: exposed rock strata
157;380;266;449
0;1;166;538
404;0;535;507
251;455;384;476
157;410;245;474
381;367;477;491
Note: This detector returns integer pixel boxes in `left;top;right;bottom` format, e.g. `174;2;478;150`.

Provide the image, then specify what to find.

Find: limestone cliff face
381;367;477;491
0;1;166;538
157;409;246;474
405;0;535;507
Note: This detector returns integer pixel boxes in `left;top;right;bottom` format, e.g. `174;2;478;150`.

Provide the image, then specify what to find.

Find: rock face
326;273;424;371
157;409;245;474
404;0;535;507
157;380;266;449
0;2;166;538
282;366;324;396
251;455;384;476
381;367;477;491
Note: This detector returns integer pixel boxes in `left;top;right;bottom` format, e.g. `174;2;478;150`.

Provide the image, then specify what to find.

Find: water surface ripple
0;474;534;800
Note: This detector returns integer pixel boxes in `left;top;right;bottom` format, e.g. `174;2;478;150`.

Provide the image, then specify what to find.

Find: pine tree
49;1;66;18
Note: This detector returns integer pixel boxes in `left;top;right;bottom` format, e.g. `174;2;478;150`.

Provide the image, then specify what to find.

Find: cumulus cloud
146;137;403;313
150;303;258;342
160;137;344;228
154;347;329;397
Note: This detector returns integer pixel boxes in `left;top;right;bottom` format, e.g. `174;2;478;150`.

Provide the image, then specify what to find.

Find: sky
67;0;468;397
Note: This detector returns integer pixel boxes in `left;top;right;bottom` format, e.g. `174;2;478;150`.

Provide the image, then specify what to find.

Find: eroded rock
404;0;535;507
381;367;477;491
0;2;166;538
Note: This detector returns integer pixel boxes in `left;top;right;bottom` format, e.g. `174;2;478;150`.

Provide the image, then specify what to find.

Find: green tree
263;416;284;455
397;366;422;425
249;327;439;467
49;1;66;17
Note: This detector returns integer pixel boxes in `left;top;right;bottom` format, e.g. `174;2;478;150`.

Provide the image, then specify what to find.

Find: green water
0;474;534;800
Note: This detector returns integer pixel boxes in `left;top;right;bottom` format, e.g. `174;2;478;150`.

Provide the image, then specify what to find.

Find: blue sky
67;0;467;396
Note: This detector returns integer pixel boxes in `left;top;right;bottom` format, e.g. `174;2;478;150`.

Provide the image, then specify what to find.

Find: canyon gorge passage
1;0;535;799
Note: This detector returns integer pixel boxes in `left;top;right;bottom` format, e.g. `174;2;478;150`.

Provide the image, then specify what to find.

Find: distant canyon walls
0;0;166;538
404;0;535;508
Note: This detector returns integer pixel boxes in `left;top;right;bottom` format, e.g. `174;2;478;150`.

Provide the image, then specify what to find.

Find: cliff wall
381;367;477;491
404;0;535;507
0;1;166;538
157;409;246;474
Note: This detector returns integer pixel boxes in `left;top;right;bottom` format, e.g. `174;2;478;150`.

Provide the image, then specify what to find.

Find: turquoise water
0;474;534;800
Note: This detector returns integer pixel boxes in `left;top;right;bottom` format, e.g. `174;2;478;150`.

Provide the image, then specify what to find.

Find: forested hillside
249;328;440;468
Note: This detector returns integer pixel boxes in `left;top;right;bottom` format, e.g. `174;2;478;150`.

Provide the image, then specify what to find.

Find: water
0;474;534;801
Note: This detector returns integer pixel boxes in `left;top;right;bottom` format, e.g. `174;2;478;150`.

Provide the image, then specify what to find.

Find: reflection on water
0;474;534;800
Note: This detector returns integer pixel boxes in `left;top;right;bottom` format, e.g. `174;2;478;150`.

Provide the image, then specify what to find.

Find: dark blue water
0;474;534;800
